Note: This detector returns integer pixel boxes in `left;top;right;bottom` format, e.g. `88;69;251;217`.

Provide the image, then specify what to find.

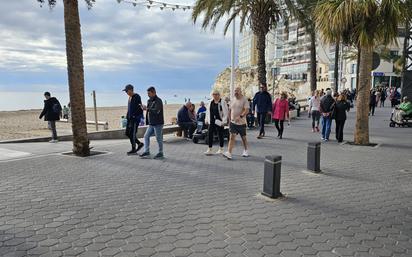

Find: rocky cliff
212;67;312;100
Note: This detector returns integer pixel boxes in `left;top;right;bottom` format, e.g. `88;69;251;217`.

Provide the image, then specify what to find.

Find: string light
118;0;193;11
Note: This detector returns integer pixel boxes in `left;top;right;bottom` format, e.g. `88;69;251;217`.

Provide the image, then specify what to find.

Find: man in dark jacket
39;92;61;143
369;90;377;116
123;84;144;155
140;86;165;159
177;102;196;139
253;83;272;139
319;89;335;141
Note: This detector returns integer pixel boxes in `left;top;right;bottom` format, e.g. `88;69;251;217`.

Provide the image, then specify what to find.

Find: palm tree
38;0;93;156
284;0;318;92
192;0;284;86
315;0;406;145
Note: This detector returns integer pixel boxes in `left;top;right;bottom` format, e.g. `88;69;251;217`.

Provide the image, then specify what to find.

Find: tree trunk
63;0;90;156
334;41;340;93
354;46;372;145
256;31;267;85
309;30;317;92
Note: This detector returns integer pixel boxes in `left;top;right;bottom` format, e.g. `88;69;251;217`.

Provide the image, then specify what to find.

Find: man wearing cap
123;84;144;155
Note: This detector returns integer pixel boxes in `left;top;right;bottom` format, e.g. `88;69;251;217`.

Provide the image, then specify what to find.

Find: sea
0;89;212;111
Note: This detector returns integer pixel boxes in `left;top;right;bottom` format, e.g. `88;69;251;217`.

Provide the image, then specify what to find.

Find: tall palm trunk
63;0;90;156
256;31;267;85
354;47;372;145
334;41;340;93
309;30;317;92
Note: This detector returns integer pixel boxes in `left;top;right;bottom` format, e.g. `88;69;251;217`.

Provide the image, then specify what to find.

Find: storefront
372;72;402;88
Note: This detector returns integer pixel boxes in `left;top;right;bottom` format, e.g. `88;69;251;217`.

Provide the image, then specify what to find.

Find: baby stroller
389;108;412;127
192;113;230;144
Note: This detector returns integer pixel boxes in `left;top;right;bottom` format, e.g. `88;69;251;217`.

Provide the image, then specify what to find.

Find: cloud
0;0;233;72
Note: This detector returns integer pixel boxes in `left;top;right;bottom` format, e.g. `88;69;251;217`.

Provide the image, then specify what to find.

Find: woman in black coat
334;94;350;143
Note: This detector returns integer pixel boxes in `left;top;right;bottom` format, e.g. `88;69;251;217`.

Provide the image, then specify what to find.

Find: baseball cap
122;84;134;92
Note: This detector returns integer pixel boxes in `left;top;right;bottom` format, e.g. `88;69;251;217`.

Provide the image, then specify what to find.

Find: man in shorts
223;87;250;160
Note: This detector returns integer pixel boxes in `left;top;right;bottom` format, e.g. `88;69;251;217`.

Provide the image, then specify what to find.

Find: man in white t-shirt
223;87;250;160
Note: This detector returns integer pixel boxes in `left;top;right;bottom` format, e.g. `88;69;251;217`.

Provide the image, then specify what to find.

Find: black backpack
52;102;62;114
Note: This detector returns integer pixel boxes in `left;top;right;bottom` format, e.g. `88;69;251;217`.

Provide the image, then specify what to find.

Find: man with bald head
223;87;250;160
177;101;196;139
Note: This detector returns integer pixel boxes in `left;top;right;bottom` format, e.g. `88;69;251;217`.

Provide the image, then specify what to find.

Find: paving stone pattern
0;106;411;257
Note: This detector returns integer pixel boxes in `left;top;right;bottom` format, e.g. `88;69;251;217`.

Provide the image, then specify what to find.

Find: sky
0;0;237;110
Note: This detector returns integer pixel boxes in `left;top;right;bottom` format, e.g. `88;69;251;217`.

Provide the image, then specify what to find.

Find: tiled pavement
0;105;411;257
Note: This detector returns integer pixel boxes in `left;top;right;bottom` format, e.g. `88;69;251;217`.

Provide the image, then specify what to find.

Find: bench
296;99;309;111
289;110;298;119
58;119;109;130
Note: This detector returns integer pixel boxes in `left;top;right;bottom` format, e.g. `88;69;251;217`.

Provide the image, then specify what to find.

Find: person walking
140;87;164;159
380;88;386;107
272;92;290;139
177;102;196;139
39;92;62;143
334;94;350;143
223;87;250;160
123;84;144;155
369;90;377;116
309;90;321;132
204;90;228;155
62;105;69;119
375;89;381;108
253;83;272;139
320;89;335;141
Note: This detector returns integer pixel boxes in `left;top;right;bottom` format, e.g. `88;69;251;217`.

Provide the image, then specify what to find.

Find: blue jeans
143;125;163;154
321;116;332;140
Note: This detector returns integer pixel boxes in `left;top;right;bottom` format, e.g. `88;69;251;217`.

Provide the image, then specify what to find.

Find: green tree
315;0;406;145
284;0;318;92
192;0;284;86
38;0;93;156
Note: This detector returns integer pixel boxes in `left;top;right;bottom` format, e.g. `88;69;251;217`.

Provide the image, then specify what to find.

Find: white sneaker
242;150;249;157
223;152;232;160
49;139;58;143
216;148;224;154
204;148;213;155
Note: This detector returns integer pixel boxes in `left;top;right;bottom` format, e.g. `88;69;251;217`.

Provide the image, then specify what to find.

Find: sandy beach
0;104;181;141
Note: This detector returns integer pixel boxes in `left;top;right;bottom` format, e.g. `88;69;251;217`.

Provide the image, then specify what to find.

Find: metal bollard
307;142;321;173
262;155;283;199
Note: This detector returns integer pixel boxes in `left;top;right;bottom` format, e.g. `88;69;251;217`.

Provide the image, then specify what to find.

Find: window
350;64;356;74
319;67;322;74
390;51;399;57
351;77;356;89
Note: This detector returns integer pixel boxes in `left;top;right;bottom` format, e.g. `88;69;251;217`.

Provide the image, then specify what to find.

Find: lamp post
230;19;236;99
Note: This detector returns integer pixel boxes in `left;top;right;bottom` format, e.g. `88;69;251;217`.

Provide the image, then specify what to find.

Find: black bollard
307;142;321;173
262;155;283;199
